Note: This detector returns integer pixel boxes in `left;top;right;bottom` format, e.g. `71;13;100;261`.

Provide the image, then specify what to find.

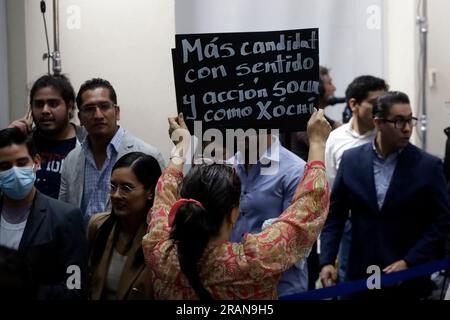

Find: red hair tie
168;198;204;227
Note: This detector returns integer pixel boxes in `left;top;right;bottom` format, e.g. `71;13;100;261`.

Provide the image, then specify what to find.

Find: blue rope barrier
280;258;450;300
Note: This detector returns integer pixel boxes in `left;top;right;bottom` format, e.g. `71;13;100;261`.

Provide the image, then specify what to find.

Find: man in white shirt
326;75;388;186
324;75;388;283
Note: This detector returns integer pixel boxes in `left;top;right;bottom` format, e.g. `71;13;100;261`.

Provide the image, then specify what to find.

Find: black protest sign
172;28;319;133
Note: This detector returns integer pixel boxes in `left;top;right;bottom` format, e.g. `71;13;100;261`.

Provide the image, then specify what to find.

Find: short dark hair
76;78;117;107
319;65;330;78
373;91;410;118
29;74;76;108
0;128;37;158
318;66;331;99
345;75;388;104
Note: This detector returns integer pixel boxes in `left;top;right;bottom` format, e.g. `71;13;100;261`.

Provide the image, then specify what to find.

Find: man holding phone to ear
8;74;86;199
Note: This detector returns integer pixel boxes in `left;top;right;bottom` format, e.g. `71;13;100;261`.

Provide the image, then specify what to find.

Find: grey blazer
58;129;165;215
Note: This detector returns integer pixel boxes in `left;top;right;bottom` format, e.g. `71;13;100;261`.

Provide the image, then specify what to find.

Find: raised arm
143;114;191;247
241;110;331;277
8;110;33;135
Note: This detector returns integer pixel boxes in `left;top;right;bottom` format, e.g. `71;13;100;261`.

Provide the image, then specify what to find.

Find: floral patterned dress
142;162;329;299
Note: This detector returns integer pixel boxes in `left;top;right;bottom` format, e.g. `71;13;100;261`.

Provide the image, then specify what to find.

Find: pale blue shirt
230;136;308;297
372;140;400;210
81;127;125;222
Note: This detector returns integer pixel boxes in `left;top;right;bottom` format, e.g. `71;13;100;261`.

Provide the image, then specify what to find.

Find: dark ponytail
170;164;241;300
171;202;213;300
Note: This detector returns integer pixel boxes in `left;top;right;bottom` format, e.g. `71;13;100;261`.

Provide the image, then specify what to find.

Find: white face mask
0;165;36;200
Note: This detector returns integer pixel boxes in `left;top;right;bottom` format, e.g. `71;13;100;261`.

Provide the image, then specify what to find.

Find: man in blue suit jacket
319;91;450;299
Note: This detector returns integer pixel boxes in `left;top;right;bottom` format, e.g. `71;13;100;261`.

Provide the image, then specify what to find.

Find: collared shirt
372;140;401;210
325;118;376;188
230;136;308;296
81;126;125;221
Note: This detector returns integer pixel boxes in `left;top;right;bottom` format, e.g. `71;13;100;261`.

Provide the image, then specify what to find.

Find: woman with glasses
87;152;161;300
142;111;331;299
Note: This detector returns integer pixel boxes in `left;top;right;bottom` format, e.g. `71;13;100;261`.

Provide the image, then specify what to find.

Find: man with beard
8;74;86;199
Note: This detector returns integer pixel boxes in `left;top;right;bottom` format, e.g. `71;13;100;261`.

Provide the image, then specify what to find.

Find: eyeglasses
80;102;116;115
381;117;418;129
110;183;136;196
31;99;62;109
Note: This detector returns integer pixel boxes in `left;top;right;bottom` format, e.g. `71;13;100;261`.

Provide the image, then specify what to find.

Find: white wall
176;0;385;123
384;0;449;157
5;0;27;122
0;0;9;128
22;0;176;159
427;0;450;158
384;0;420;147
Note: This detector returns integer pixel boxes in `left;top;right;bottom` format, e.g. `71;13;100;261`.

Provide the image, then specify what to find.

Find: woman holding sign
142;111;330;299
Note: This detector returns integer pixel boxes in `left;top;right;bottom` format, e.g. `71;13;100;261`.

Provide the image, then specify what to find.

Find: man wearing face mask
0;127;87;299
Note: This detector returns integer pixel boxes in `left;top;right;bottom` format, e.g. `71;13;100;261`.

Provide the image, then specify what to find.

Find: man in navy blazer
0;127;87;299
319;91;450;299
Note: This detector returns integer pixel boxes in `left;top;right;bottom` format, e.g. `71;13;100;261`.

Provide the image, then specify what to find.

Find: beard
36;117;71;138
